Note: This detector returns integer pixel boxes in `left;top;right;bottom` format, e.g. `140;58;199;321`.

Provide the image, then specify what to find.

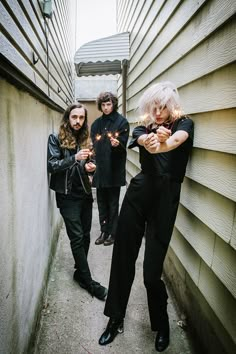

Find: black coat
47;133;92;195
91;111;129;188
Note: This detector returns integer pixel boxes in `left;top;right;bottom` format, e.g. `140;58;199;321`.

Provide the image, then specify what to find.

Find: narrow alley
1;1;236;353
33;189;196;354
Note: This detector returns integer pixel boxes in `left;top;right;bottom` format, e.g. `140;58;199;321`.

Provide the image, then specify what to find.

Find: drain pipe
122;59;128;117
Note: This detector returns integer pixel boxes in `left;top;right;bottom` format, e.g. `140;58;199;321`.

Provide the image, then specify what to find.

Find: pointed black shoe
155;327;170;352
104;234;115;246
99;318;124;345
73;271;107;301
95;232;108;245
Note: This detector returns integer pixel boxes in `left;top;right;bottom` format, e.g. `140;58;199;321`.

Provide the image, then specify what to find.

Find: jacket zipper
65;170;68;194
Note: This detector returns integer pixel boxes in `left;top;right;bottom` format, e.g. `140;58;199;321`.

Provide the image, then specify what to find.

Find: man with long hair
98;82;194;351
47;103;107;301
91;92;129;246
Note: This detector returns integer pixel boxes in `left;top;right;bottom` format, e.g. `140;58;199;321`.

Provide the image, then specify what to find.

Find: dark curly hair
59;103;89;149
96;92;118;112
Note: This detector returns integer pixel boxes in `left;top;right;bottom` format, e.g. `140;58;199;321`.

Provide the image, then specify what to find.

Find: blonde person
98;82;194;351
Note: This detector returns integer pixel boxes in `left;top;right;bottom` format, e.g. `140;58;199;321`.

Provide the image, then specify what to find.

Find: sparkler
106;129;127;149
95;134;102;141
93;128;128;150
82;141;95;162
106;131;120;139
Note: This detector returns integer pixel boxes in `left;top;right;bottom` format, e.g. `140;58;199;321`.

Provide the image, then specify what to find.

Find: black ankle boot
155;316;170;352
99;318;124;345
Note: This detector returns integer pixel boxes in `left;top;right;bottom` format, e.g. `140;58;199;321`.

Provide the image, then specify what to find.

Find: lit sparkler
93;128;128;150
106;131;120;139
95;134;102;141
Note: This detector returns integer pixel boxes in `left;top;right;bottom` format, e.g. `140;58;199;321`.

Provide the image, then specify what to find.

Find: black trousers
96;187;121;236
57;195;93;284
104;173;181;330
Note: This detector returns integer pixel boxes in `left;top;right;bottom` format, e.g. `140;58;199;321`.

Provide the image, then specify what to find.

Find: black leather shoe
99;318;124;345
155;327;170;352
95;232;108;245
74;271;107;301
104;235;114;246
88;281;108;301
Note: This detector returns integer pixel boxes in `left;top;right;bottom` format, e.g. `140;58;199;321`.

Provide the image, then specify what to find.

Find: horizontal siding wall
117;0;236;352
0;0;76;109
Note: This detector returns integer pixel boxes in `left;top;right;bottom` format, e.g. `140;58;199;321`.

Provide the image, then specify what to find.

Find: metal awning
74;32;130;77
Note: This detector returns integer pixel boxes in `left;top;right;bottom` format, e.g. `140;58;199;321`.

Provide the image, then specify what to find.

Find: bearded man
47;103;107;301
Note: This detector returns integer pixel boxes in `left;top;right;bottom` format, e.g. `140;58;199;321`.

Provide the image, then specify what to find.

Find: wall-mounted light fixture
40;0;54;19
33;52;39;65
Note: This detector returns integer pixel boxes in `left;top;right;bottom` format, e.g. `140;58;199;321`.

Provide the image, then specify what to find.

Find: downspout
122;59;128;117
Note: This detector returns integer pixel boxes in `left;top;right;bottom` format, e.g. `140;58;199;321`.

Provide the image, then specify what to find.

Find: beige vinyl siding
117;0;236;352
0;0;76;109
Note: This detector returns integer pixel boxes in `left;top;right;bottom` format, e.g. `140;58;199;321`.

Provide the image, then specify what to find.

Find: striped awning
74;32;130;77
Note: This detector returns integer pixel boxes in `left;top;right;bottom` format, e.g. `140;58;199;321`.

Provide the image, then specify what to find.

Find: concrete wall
0;1;77;352
117;0;236;353
0;78;62;353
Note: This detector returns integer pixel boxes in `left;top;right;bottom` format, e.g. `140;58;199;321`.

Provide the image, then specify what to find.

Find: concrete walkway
34;188;196;354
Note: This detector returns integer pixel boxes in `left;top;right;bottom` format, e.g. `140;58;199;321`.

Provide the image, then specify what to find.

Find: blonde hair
138;81;183;126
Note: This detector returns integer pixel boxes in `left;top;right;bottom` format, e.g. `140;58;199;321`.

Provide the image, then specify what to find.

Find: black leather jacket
47;133;93;195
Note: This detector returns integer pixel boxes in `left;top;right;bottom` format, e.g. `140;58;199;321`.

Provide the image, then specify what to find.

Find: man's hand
85;162;96;172
110;137;120;147
75;149;90;161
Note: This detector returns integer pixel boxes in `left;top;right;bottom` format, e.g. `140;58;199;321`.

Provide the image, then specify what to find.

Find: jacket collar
101;111;118;121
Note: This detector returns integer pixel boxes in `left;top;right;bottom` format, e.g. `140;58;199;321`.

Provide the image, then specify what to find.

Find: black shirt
128;117;194;182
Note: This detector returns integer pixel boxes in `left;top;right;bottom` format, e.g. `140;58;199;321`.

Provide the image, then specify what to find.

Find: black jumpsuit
104;117;194;331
